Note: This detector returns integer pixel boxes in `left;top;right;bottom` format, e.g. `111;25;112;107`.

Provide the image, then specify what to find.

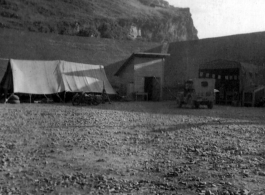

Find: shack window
200;72;204;77
201;81;208;87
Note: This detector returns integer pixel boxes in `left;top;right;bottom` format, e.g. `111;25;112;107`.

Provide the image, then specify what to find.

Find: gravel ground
0;101;265;195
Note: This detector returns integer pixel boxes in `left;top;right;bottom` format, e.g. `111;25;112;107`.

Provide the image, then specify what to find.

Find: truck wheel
72;94;81;106
92;97;100;105
207;102;213;109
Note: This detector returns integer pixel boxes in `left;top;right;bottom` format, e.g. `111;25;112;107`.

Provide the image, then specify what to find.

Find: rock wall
0;0;198;43
91;8;198;43
94;8;198;42
136;9;198;42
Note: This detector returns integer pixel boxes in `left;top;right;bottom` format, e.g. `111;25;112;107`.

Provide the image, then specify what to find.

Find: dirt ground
0;101;265;195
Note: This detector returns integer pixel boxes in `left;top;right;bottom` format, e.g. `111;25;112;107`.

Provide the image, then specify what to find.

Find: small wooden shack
115;52;170;101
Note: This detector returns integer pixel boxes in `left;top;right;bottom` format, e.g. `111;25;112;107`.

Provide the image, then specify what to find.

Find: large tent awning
1;59;116;94
60;61;115;94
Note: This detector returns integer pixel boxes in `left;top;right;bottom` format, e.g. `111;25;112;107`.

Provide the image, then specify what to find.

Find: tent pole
44;94;48;101
4;89;7;104
64;91;66;103
5;93;14;104
56;93;63;103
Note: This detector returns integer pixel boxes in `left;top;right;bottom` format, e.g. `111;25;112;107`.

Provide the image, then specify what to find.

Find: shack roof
132;52;170;58
115;52;170;76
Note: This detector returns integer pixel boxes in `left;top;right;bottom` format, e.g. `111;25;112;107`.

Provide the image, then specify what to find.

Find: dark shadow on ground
151;120;265;134
86;101;265;123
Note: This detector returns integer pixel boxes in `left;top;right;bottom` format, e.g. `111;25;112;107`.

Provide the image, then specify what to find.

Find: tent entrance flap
0;62;13;92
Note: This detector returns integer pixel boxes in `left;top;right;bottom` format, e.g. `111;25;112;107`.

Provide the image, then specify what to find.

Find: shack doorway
144;77;161;101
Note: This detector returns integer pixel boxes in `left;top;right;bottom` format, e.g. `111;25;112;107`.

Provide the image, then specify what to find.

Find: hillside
0;0;198;42
0;29;159;65
0;28;160;88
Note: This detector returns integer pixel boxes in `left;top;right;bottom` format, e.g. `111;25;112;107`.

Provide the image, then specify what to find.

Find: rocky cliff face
130;8;198;42
0;0;198;43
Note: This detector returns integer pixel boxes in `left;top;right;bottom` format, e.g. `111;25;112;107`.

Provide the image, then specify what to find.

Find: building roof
162;31;265;86
199;59;262;74
132;52;170;58
199;59;241;70
114;52;170;76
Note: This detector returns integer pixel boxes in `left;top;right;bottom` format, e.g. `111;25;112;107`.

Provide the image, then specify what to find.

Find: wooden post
64;91;66;103
4;89;7;104
161;58;164;101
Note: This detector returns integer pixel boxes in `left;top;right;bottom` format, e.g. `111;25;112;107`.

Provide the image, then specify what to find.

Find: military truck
176;78;215;109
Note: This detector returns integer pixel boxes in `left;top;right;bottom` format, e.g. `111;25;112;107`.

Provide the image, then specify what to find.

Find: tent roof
133;52;170;58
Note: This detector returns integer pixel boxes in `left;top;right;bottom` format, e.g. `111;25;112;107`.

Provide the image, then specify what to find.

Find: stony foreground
0;102;265;195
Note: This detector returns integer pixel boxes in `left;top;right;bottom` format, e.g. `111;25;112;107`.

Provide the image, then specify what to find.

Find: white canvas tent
1;59;116;94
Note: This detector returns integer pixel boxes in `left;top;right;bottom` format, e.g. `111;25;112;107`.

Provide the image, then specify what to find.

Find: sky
167;0;265;39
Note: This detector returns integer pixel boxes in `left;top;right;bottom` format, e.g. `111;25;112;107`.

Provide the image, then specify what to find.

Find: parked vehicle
72;92;100;106
176;78;215;109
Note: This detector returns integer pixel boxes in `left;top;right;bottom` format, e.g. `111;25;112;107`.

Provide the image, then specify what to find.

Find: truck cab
193;78;215;108
176;78;215;109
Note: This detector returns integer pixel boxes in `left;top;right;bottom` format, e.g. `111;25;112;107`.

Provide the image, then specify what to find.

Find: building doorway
144;77;161;101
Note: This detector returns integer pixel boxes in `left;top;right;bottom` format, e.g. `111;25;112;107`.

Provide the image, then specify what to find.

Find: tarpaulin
60;61;116;94
11;60;63;94
2;59;115;94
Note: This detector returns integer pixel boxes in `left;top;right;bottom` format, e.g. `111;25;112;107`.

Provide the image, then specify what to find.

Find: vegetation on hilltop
0;0;198;42
139;0;170;7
